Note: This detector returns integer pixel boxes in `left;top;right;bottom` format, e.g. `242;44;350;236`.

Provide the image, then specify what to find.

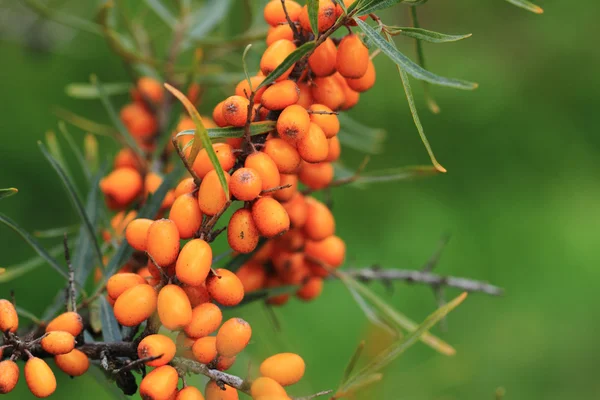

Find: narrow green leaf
39;142;104;271
84;134;99;174
308;0;320;36
100;296;122;343
337;373;383;398
175;121;276;140
337;113;386;154
257;42;317;89
242;44;254;95
91;74;144;158
387;26;472;43
34;225;79;239
355;165;440;184
0;213;69;281
65;82;131;99
224;239;267;272
22;0;103;36
54;107;116;138
138;162;185;220
504;0;544;14
143;0;178;27
356;0;402;15
0;244;65;283
57;122;91;181
334;0;348;14
346;282;396;334
0;188;18;201
165;83;230;197
355;18;477;90
42;289;69;322
45;132;77;195
235;285;299;306
184;0;234;49
341;341;366;384
15;306;42;325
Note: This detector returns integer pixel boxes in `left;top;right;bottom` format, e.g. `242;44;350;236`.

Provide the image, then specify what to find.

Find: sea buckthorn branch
172;356;251;393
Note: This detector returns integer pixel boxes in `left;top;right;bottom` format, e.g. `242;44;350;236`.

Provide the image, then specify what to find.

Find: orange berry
297;276;324;300
184;303;223;339
336;34;369;79
273;174;297;202
303;197;335;240
230;168;263;201
158;284;193;331
311;76;345;111
308;104;339;138
334;72;360;110
113;284;157;327
109;210;138;238
346;58;376;92
175;178;197;198
176;239;212;286
252;197;290;238
299;1;336;33
326;136;341;162
306;236;345;274
228;208;260;254
213;100;228;127
272;252;309;285
251;377;288;398
25;357;56;398
198;170;231;216
259;353;305;386
297;122;329;163
244;152;280;193
266;24;294;46
296;82;314;109
222;95;251;127
263;138;301;174
0;299;18;333
215;355;236;371
260;40;297;81
107;272;147;300
0;360;19;394
46;312;83;337
192;336;217;364
170;193;203;239
145;172;175;210
182;284;211;307
54;349;89;377
120;102;157;139
205;380;239;400
114;147;141;170
206;269;245;307
124;218;153;251
235;76;267;102
192;143;236;179
41;331;75;355
264;0;302;26
298;161;334;190
281;192;307;229
252;240;275;263
276;105;310;145
235;262;267;293
138;334;177;367
139;365;179;400
216;318;252;357
274;229;304;252
187;83;202;104
147;219;180;267
308;38;337;77
261;80;300;111
138;76;164;104
100;167;143;208
176;386;206;400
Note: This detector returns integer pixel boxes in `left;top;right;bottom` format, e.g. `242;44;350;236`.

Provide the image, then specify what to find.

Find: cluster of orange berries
0;300;88;397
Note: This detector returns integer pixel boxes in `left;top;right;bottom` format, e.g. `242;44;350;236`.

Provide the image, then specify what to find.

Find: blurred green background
1;0;599;399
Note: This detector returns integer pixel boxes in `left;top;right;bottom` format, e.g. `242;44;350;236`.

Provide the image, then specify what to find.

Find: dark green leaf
224;239;267;272
42;289;69;322
334;0;348;14
39;142;104;270
257;42;317;89
0;188;17;201
91;74;144;158
65;82;131;99
22;0;103;36
184;0;234;48
100;296;122;342
235;284;299;306
143;0;177;27
175;121;276;140
356;165;440;184
15;306;42;325
45;131;78;196
0;213;69;281
356;0;402;15
0;244;65;283
337;114;386;154
387;26;472;43
504;0;544;14
57;122;91;180
34;225;79;239
355;19;478;90
165;83;230;197
242;44;254;93
308;0;320;36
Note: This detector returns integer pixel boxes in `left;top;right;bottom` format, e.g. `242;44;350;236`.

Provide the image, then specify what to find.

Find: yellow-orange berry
100;167;143;208
54;349;90;377
182;284;211;307
192;143;236;179
235;262;267;293
251;377;288;398
299;1;336;33
260;40;297;81
235;76;267;102
192;336;217;364
138;76;164;104
305;235;345;268
273;174;297;203
114;147;141;170
334;72;360;110
125;218;153;251
266;24;294;46
40;331;75;355
213;100;228;127
25;357;56;398
281;192;307;228
296;82;314;109
336;34;369;79
259;353;305;386
215;355;236;371
206;269;245;307
264;0;301;26
158;284;193;331
346;58;376;92
216;318;252;357
222;95;251;127
297;122;329;163
175;178;197;198
303;197;335;241
120;103;157;140
198;170;231;216
274;229;304;252
244;152;280;193
176;239;213;286
252;197;290;238
0;299;18;333
145;172;175;210
46;312;83;337
308;38;337;77
228;208;260;254
184;303;223;339
0;360;19;394
298;161;334;190
205;380;239;400
139;365;179;400
263;138;301;174
113;284;157;327
311;76;345;111
276;105;310;145
261;80;300;111
170;193;203;239
308;104;339;138
326;136;341;162
107;272;147;300
297;277;324;300
138;334;177;367
147;219;180;267
230;168;263;201
176;386;206;400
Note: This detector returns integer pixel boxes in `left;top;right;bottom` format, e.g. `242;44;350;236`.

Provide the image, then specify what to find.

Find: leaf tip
435;165;447;173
